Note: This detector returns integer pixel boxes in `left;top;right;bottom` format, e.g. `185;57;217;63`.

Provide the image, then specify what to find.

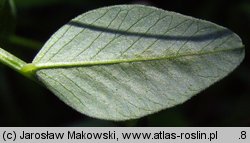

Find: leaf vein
72;8;123;60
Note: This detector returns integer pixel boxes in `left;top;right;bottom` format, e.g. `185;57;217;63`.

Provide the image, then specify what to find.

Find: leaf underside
32;5;244;120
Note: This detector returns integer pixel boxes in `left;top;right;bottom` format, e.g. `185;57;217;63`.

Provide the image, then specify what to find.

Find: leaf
31;5;244;120
0;0;15;43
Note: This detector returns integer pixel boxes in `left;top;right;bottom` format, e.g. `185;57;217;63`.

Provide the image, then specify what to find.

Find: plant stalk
8;35;43;50
0;47;36;80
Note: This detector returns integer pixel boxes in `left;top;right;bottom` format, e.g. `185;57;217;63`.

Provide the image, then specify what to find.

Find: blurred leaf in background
0;0;15;45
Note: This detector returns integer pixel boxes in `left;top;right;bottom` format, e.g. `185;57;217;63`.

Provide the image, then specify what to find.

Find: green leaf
0;0;15;43
31;5;244;120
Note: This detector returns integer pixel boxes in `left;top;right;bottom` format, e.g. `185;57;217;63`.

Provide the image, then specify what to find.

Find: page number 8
239;131;246;139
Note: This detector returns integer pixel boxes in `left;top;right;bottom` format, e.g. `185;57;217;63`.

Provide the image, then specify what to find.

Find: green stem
8;35;43;50
0;47;36;80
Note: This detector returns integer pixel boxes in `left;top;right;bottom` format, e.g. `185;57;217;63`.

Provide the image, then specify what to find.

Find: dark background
0;0;249;126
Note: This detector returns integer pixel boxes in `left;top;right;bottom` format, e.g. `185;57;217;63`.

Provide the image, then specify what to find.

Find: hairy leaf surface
32;5;244;120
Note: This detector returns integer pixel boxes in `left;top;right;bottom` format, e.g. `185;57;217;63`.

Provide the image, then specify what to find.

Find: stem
0;47;35;79
8;35;43;50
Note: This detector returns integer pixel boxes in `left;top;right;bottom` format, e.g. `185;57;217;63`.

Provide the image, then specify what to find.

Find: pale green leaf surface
32;5;244;120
